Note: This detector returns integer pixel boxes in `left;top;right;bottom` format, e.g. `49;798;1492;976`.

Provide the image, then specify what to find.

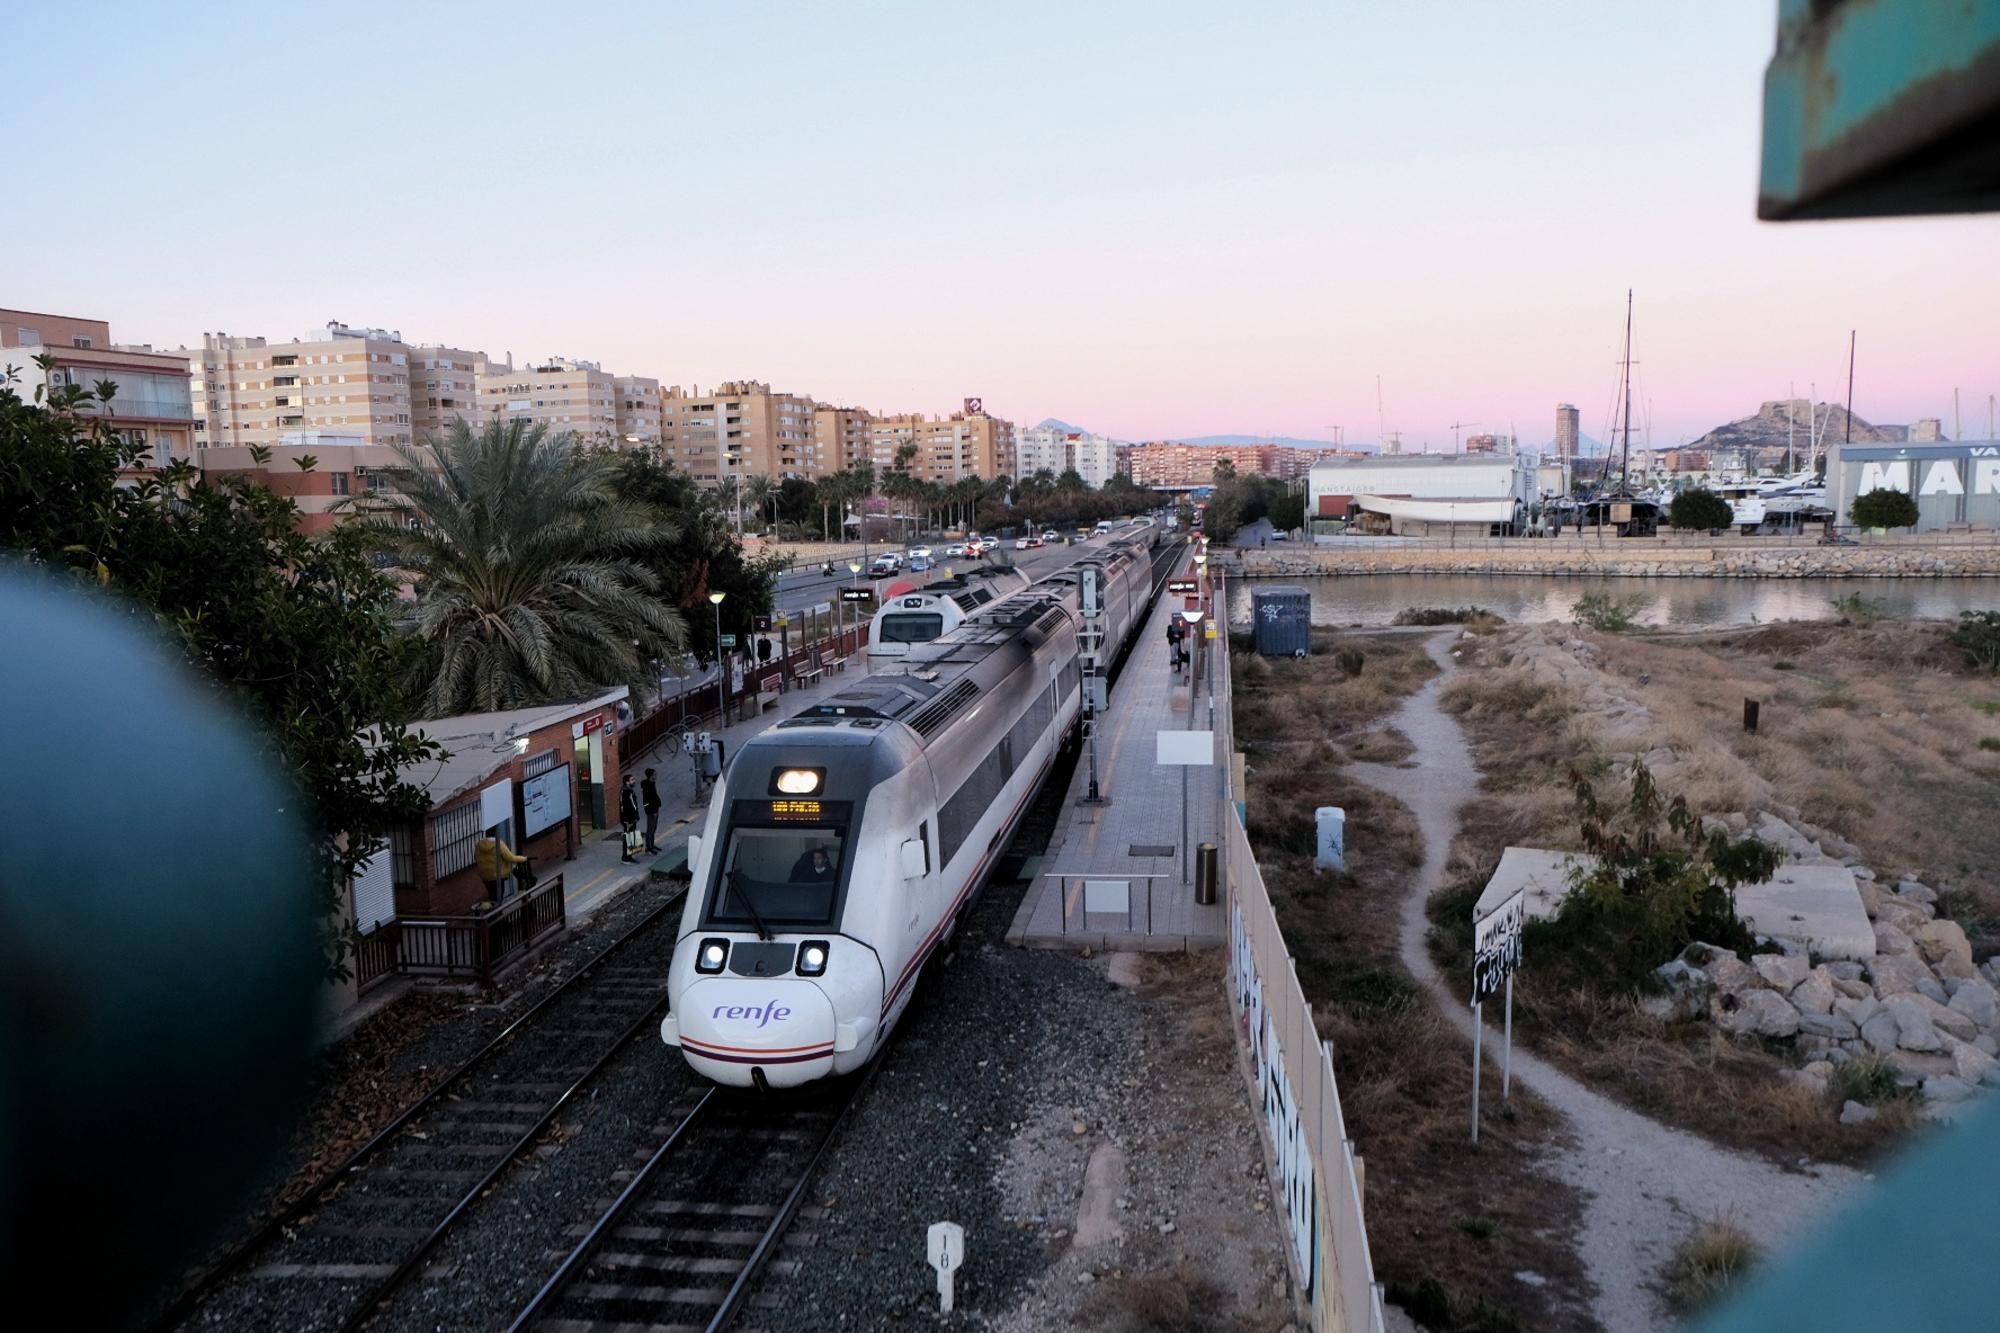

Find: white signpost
927;1220;964;1313
1157;729;1215;882
1470;888;1526;1141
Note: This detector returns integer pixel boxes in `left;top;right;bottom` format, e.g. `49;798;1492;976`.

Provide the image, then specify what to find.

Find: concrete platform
1007;589;1227;951
1476;845;1875;961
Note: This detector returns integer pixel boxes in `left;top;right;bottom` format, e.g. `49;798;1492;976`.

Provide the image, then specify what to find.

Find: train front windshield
706;799;853;929
879;612;944;644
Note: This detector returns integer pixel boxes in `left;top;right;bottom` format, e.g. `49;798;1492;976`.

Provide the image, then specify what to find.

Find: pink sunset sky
4;1;1995;451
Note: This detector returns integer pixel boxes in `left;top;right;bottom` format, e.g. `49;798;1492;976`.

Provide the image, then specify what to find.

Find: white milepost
928;1220;965;1313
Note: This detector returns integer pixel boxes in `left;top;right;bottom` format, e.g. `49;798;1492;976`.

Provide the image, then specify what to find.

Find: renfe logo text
714;1001;792;1028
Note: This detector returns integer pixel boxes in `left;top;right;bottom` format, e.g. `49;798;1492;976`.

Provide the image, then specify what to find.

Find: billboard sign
1472;890;1525;1001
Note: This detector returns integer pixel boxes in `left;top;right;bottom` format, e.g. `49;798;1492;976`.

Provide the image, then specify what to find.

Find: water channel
1224;573;1999;629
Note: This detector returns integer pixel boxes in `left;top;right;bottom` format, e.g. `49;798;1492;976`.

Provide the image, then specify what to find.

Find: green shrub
1571;590;1649;633
1949;610;2000;673
1543;763;1780;986
1665;1220;1759;1313
1829;1051;1917;1107
1669;487;1733;531
1391;606;1494;626
1774;660;1796;671
1849;487;1919;530
1830;592;1884;623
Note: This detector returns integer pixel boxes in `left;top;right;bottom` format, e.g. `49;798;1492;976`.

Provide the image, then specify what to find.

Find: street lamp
709;591;727;724
846;561;861;652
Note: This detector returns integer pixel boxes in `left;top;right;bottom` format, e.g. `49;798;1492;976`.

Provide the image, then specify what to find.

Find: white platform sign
1155;729;1215;766
478;777;514;830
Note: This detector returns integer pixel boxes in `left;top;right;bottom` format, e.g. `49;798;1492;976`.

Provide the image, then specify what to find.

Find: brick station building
359;688;629;921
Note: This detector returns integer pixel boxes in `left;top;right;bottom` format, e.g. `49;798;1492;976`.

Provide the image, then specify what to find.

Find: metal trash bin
1194;842;1218;905
1250;585;1311;658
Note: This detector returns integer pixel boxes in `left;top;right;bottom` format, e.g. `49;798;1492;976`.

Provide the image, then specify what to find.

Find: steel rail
147;884;687;1332
338;994;674;1332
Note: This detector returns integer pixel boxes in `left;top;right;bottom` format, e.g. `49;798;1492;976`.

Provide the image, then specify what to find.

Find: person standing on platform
1166;615;1186;673
619;774;641;863
641;767;663;854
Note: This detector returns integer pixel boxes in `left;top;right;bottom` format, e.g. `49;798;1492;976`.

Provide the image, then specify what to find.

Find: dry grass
1084;1265;1243;1333
1427;618;2000;1163
1663;1218;1759;1314
1233;638;1594;1333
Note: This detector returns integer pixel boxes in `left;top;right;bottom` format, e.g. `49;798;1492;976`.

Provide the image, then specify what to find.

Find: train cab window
707;800;853;929
879;612;945;644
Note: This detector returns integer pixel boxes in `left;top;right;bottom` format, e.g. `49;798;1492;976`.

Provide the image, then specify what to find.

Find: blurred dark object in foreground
0;570;319;1328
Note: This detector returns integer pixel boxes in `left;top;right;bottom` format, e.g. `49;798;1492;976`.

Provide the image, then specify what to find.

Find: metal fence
1277;524;2000;554
1213;585;1385;1333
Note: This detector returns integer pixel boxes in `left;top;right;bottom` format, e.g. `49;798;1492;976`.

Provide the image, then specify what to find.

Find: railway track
154;885;689;1333
508;1063;878;1333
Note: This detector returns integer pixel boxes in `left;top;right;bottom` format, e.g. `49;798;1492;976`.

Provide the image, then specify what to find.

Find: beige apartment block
813;404;874;475
616;376;665;450
661;381;819;483
411;345;492;444
869;406;1014;484
198;433;409;535
477;357;622;444
3;307;195;470
183;322;416;452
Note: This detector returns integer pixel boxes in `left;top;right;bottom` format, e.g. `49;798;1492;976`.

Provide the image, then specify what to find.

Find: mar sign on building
1831;441;2000;531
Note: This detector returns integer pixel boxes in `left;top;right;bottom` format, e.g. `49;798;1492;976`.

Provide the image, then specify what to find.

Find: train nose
673;977;837;1088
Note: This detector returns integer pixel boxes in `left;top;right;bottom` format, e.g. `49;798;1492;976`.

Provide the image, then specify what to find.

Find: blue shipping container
1251;586;1311;658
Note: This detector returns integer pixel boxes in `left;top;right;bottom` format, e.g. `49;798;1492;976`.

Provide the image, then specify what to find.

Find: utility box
1316;807;1346;872
1251;585;1311;658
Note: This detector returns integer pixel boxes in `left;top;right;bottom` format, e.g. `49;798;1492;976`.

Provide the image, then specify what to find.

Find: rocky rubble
1657;841;2000;1117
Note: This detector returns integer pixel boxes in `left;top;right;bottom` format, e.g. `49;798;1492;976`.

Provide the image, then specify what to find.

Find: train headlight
774;768;822;795
696;938;730;974
797;940;830;976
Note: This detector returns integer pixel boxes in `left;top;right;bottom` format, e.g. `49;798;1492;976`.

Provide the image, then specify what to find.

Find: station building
1307;453;1541;537
1829;440;2000;532
355;688;629;924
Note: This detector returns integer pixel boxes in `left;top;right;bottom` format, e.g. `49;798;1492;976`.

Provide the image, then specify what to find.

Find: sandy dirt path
1345;631;1866;1333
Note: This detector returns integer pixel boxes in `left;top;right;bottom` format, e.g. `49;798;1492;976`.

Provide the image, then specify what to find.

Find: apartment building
1127;440;1354;488
2;307;194;470
813;404;875;475
476;357;622;444
183;322;416;452
411;345;492;443
615;376;665;449
868;404;1014;484
1014;427;1125;488
198;432;408;535
660;381;819;483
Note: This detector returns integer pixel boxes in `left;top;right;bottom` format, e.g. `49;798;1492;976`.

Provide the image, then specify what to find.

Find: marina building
1829;439;2000;533
1307;452;1539;537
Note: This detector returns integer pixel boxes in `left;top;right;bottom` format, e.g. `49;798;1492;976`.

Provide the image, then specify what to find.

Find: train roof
779;592;1073;743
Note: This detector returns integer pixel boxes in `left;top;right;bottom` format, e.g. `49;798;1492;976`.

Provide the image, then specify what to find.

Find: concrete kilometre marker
928;1221;964;1313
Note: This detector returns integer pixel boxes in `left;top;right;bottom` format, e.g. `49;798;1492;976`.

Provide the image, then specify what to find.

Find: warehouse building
1830;440;2000;532
1307;453;1541;537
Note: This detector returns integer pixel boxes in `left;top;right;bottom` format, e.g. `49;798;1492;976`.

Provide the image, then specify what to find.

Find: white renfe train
865;566;1031;658
662;528;1161;1088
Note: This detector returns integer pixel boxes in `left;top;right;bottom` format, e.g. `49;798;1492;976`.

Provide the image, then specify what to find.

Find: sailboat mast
1844;329;1856;446
1620;289;1634;489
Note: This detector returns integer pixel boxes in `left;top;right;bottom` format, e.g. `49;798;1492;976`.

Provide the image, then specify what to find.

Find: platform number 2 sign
928;1220;964;1312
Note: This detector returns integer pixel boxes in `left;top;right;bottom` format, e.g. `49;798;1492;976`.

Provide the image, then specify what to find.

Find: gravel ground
751;778;1297;1330
158;875;686;1328
1355;631;1866;1333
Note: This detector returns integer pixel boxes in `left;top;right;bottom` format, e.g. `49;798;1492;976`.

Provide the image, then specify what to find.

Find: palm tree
369;418;688;715
714;476;743;538
743;474;774;536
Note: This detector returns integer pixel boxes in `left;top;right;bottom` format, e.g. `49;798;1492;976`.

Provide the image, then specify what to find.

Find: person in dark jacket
1165;615;1187;671
641;767;663;854
619;774;640;863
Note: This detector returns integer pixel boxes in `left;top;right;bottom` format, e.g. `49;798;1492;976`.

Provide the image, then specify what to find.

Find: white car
868;554;902;576
1013;537;1030;550
1042;530;1059;542
911;546;933;559
944;542;967;557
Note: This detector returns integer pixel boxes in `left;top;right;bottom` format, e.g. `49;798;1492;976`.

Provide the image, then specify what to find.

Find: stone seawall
1223;544;2000;579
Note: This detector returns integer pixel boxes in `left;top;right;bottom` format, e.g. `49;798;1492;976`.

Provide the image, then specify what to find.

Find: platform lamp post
709;591;727;725
847;561;862;654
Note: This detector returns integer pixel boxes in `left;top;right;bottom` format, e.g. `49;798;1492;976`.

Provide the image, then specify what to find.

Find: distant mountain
1033;417;1088;433
1688;401;1905;455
